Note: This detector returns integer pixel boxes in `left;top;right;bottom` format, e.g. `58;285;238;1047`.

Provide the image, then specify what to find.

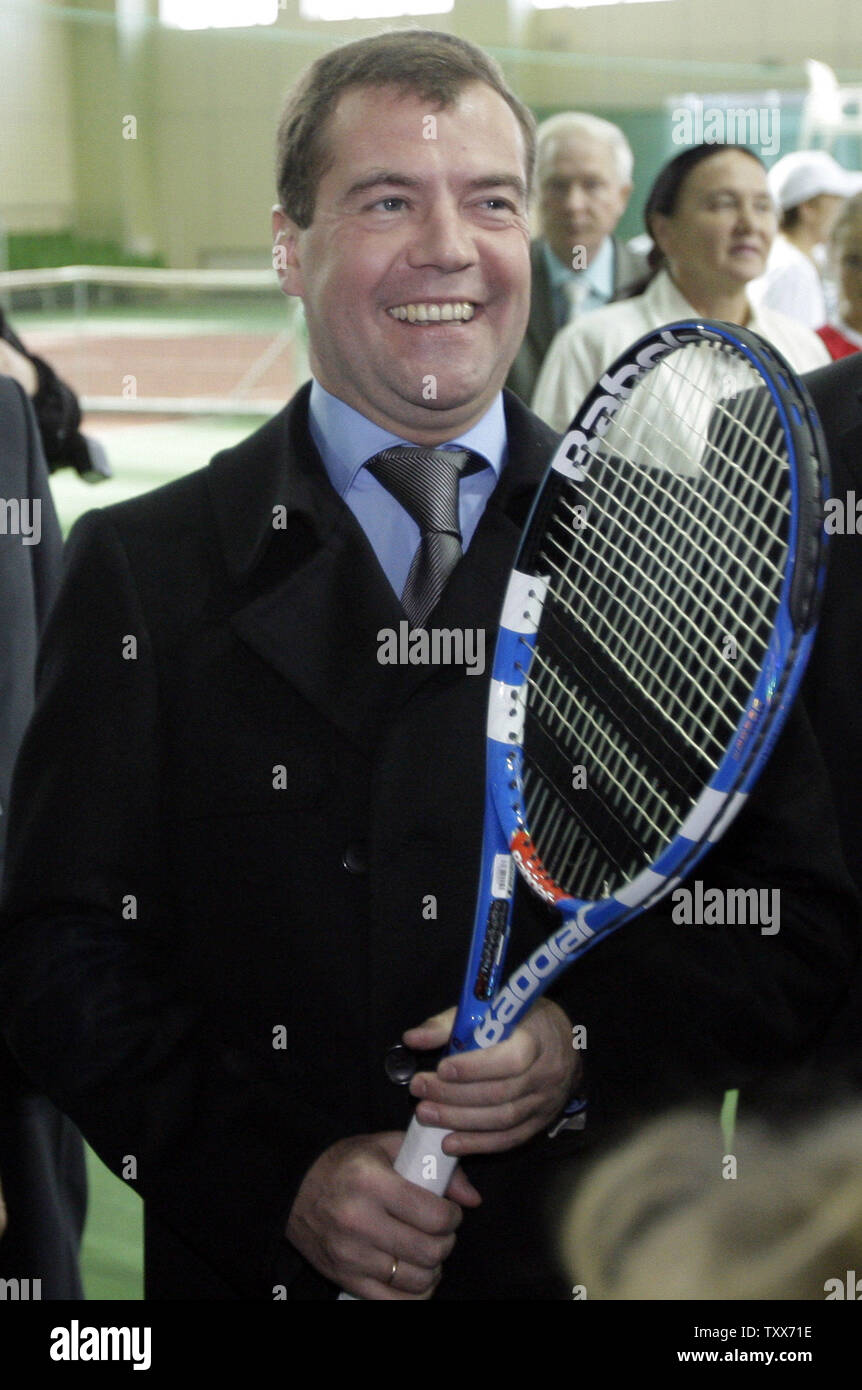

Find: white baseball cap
768;151;862;210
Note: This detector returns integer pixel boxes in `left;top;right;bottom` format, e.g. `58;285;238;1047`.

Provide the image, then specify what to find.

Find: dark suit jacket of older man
0;383;855;1299
505;236;647;406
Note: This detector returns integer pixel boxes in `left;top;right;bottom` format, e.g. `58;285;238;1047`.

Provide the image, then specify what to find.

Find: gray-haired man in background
506;111;646;404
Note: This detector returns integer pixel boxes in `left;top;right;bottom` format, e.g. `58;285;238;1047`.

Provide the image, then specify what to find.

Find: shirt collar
307;378;506;498
648;268;770;333
643;269;699;317
542;235;615;299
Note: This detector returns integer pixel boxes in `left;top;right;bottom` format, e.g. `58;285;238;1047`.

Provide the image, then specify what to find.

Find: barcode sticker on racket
491;854;515;900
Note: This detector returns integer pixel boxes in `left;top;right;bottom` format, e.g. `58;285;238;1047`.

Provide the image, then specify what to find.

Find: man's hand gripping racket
340;320;830;1298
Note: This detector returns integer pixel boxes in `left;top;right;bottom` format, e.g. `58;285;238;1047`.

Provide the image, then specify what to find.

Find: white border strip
487;679;527;745
678;787;729;843
499;571;549;635
614;866;668;908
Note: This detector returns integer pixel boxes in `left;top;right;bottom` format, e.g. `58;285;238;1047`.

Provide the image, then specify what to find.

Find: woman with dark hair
533;143;829;431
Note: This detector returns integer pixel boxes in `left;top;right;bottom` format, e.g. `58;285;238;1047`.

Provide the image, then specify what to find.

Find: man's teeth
387;302;476;322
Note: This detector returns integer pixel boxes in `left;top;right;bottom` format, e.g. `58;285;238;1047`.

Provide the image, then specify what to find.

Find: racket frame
451;318;829;1050
339;320;830;1295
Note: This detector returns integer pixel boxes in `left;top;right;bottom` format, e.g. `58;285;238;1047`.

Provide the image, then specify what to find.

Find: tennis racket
341;318;829;1297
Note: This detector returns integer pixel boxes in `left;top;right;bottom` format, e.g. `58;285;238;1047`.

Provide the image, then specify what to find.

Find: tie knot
367;446;474;537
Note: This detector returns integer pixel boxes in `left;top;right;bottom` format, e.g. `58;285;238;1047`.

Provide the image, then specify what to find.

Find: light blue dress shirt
544;235;615;328
307;379;507;601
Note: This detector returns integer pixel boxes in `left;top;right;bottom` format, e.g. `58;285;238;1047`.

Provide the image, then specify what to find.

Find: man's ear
271;205;303;297
616;182;633;218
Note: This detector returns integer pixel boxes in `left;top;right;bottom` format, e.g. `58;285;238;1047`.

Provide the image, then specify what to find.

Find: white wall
0;3;77;231
1;0;861;259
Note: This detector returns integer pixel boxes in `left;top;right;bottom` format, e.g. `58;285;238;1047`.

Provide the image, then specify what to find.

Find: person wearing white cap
748;150;862;329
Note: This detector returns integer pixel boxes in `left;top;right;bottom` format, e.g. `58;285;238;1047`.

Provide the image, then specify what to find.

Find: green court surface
81;1147;143;1300
52;410;271;1300
51;414;269;537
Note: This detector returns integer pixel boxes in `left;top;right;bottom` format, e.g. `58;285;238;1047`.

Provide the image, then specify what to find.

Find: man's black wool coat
0;385;856;1298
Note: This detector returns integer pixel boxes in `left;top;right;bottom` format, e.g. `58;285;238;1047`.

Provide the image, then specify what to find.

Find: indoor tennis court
1;0;861;1351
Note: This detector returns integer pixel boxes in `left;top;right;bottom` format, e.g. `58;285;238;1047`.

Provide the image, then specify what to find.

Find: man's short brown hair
275;30;536;228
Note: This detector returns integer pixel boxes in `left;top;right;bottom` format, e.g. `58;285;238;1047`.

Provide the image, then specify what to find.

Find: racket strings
539;539;735;766
578;440;788;615
546;506;761;752
545;367;790;752
520;728;653;900
522;760;637;901
543;490;777;765
527;647;684;837
533;597;713;797
522;640;700;898
520;610;714;900
628;347;793;509
606;344;791;539
517;339;796;897
551;460;786;726
575;395;789;621
601;408;789;623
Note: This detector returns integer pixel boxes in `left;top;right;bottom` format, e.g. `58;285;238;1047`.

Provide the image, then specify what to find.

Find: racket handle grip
337;1118;458;1300
393;1114;457;1194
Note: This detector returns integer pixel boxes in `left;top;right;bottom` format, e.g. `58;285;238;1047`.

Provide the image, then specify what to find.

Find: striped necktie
367;446;478;626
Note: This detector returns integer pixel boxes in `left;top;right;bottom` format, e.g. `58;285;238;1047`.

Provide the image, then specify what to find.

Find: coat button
384;1043;417;1085
342;843;368;874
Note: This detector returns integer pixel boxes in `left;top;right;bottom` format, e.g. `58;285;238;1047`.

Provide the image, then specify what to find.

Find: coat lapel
206;384;558;743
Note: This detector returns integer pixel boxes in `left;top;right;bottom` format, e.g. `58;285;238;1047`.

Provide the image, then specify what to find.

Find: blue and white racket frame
393;322;830;1213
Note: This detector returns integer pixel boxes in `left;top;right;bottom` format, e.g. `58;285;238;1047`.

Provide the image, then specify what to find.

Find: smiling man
273;81;532;438
0;37;856;1306
0;31;584;1303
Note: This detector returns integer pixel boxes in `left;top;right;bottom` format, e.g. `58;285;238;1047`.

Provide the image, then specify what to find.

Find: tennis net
0;265;307;416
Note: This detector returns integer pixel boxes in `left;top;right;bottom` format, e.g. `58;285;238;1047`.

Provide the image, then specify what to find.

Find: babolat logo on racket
552;326;697;479
474;916;596;1047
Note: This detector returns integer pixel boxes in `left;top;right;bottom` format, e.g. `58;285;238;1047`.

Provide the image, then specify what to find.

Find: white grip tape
337;1117;457;1298
394;1114;458;1195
